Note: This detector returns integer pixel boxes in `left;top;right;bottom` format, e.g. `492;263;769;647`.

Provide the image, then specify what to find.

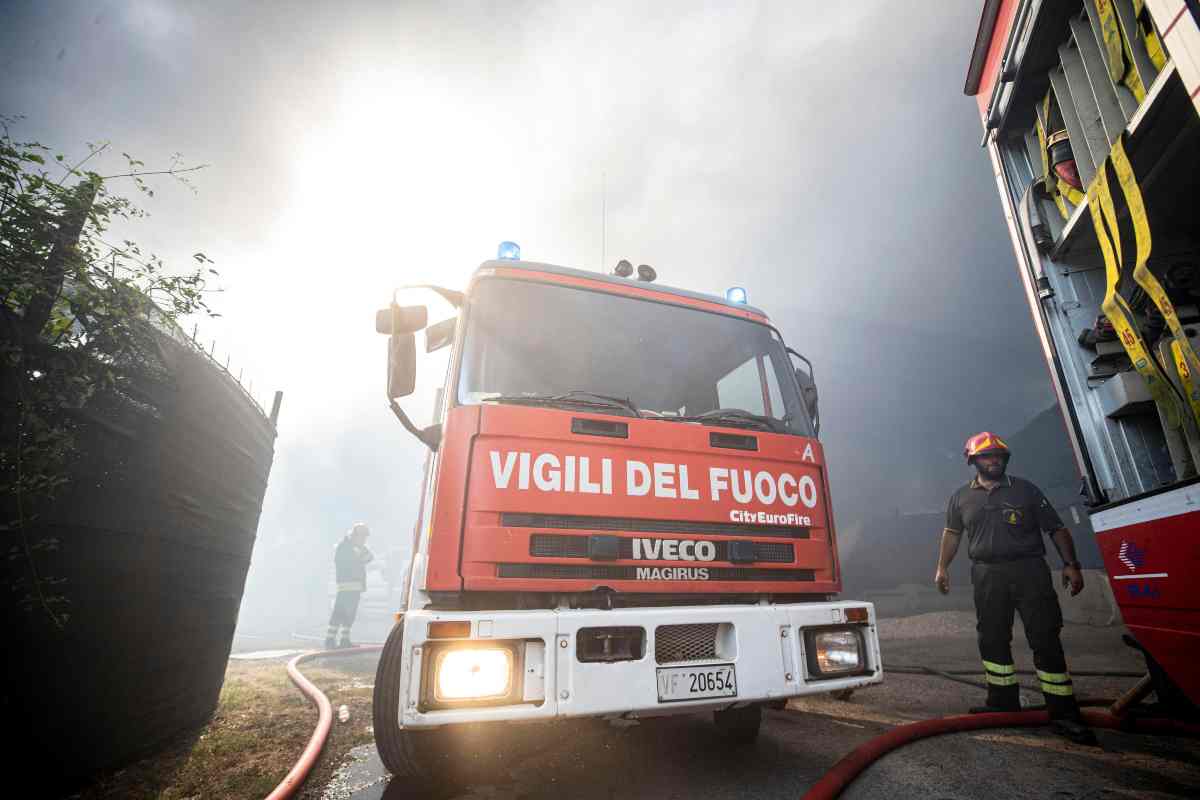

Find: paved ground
270;612;1200;800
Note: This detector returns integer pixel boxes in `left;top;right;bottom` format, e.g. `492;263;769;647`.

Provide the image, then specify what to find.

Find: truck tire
714;703;762;744
372;619;453;790
373;620;420;777
373;622;515;791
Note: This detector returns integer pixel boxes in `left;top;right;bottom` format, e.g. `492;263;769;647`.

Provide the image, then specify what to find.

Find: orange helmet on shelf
964;431;1010;463
1047;129;1081;190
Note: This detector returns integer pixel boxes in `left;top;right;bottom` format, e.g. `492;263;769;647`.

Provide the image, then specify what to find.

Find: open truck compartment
969;0;1200;709
980;0;1200;505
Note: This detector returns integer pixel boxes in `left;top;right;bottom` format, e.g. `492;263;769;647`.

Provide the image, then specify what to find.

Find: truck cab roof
474;259;770;321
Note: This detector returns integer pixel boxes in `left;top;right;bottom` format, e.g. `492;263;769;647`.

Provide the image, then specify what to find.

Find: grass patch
73;654;380;800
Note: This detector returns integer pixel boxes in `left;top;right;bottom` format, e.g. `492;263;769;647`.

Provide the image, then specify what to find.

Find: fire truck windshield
457;277;813;436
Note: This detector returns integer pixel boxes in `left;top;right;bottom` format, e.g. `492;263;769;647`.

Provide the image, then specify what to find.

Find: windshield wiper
481;390;642;418
667;408;789;433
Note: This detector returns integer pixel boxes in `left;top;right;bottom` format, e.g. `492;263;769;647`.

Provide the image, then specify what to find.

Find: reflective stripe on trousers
983;660;1018;686
1038;669;1074;696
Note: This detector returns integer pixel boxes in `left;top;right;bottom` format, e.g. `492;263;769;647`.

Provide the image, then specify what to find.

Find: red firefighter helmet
964;431;1010;463
1047;129;1082;191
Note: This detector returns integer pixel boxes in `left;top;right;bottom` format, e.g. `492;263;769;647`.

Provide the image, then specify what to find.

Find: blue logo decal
1127;582;1160;600
1118;541;1146;572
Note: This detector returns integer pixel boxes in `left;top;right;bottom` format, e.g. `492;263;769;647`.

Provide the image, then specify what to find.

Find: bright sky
2;1;1060;626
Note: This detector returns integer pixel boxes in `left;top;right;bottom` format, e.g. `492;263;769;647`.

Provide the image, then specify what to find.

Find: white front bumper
397;602;881;729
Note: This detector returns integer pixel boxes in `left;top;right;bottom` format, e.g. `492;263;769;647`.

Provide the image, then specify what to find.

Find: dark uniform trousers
328;590;362;634
973;557;1079;719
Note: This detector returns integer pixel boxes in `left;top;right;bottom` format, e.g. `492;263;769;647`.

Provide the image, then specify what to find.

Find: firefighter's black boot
1043;681;1096;744
969;692;1021;714
970;676;1021;714
1050;718;1099;746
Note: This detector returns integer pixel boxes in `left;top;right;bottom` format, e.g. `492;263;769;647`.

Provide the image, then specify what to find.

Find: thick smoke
1;1;1072;634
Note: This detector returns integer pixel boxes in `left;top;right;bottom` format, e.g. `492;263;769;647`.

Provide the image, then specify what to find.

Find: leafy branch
1;115;218;628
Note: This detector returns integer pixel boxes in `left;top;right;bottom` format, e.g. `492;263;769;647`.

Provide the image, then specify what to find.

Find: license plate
656;664;737;703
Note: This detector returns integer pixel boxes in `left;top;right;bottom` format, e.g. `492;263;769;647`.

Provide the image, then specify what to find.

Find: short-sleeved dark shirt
944;474;1064;563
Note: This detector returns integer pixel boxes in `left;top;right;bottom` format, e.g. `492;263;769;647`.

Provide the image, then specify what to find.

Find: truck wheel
372;620;449;788
714;704;762;744
373;620;419;777
373;622;512;790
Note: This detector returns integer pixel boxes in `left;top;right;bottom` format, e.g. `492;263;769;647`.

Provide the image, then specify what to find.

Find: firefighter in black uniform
934;432;1097;745
325;522;374;649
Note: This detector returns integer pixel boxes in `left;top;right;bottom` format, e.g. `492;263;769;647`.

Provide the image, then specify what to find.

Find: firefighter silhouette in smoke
935;432;1097;745
326;522;374;649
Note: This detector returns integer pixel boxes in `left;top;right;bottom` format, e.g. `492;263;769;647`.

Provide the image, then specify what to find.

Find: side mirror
787;348;819;435
377;293;451;452
795;368;819;421
387;333;417;398
376;304;428;335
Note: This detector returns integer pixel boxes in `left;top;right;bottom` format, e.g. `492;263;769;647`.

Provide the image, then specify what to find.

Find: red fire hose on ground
264;645;383;800
799;707;1200;800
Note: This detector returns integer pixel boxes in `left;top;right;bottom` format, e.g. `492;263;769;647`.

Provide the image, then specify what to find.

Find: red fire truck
370;252;881;781
965;1;1200;712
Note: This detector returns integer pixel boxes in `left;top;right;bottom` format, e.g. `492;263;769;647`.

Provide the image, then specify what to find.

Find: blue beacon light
497;241;521;261
726;286;748;304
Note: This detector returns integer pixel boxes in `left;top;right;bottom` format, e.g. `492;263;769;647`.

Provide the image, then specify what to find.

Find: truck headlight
804;628;866;679
433;646;514;702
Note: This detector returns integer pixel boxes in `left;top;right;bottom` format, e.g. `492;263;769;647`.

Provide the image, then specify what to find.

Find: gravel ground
876;610;979;641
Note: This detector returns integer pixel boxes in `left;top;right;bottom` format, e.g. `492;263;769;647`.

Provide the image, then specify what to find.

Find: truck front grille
656;623;721;663
529;534;794;563
501;512;809;539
